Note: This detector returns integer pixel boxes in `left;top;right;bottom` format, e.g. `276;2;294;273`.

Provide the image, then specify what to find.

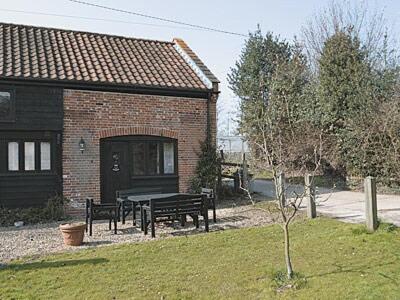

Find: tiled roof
0;22;218;91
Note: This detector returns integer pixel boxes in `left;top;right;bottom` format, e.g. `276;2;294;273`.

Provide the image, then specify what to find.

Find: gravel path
0;204;273;263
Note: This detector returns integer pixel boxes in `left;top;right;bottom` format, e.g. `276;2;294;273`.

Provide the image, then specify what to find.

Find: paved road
251;179;400;226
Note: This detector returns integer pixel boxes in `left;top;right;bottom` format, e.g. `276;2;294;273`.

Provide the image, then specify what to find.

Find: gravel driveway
0;203;273;263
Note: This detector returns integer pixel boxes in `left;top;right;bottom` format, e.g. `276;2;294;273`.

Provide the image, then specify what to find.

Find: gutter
0;77;210;99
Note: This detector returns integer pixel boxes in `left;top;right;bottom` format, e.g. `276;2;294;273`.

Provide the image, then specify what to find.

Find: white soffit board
174;44;213;89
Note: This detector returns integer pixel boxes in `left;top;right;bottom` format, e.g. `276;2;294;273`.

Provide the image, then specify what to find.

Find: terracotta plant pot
59;222;86;246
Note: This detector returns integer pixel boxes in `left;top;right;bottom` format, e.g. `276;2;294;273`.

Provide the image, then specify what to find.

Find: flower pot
14;221;24;228
59;222;86;246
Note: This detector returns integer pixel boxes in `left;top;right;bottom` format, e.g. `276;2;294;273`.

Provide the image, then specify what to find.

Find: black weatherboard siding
0;84;63;131
0;84;63;208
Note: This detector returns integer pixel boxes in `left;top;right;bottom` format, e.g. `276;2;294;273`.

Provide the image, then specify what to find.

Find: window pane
0;91;11;119
163;142;175;174
24;142;35;171
8;142;19;171
40;142;51;170
148;142;160;175
132;143;145;175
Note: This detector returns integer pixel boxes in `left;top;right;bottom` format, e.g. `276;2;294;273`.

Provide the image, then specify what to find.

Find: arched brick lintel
98;126;179;140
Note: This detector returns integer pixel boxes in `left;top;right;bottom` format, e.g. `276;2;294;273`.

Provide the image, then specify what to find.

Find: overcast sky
1;0;399;134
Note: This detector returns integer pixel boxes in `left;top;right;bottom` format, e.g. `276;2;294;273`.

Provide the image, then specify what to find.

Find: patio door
100;136;179;203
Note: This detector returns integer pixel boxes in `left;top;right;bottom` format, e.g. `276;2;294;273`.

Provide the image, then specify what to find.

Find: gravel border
0;204;274;263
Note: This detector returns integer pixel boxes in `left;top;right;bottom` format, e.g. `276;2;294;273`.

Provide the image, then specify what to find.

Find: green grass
1;218;400;299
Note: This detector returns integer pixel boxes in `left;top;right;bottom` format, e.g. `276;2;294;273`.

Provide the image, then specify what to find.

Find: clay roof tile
0;22;218;91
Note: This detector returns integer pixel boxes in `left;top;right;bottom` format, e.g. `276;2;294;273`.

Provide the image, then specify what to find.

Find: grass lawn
1;218;399;299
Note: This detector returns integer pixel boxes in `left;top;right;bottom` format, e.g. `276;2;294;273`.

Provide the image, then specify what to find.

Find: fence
217;135;249;154
217;150;250;195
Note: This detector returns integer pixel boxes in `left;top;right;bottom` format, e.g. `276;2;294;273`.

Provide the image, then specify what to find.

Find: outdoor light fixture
79;137;86;154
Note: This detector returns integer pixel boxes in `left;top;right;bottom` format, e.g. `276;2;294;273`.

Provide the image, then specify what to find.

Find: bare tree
239;56;327;278
301;0;398;72
232;33;332;280
244;116;325;279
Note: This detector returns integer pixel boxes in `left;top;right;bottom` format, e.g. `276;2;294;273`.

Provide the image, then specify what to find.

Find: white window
24;142;35;171
8;142;19;171
40;142;51;170
163;142;175;174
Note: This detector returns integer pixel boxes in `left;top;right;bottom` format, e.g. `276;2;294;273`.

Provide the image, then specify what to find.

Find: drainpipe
206;83;219;148
207;91;211;145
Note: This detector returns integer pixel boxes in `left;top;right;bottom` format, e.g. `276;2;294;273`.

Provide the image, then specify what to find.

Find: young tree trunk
283;223;294;279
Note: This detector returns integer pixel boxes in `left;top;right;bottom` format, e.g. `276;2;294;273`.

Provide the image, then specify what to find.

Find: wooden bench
142;194;209;238
116;187;162;224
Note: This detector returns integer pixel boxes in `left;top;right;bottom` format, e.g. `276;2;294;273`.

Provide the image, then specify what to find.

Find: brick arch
98;126;179;139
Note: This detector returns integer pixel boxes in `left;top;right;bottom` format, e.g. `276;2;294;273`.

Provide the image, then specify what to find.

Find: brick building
0;23;218;211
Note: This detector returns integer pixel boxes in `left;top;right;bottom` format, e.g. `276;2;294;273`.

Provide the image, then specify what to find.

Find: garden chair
85;197;118;236
201;188;217;222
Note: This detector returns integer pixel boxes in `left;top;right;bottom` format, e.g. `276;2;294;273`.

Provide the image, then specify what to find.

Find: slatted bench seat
142;194;209;238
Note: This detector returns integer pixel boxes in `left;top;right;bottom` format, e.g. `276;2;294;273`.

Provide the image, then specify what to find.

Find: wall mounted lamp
79;137;86;154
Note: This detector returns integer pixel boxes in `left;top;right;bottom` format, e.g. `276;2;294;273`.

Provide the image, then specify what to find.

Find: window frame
163;141;175;175
0;88;16;123
40;141;52;171
7;142;19;171
130;137;178;178
5;139;54;174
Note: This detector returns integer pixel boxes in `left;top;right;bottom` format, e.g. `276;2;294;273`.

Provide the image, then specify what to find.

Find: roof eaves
173;38;219;91
0;76;210;98
0;75;209;92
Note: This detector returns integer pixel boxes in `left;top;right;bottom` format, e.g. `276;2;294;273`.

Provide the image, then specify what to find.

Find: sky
1;0;399;134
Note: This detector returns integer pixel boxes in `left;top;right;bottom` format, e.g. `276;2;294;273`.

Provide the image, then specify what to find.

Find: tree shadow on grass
307;260;398;284
83;240;113;246
1;258;109;272
168;223;241;237
218;215;249;222
331;214;363;220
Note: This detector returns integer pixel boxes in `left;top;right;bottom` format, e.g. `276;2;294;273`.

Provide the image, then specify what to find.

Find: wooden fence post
364;176;378;231
305;174;316;218
234;170;240;193
277;172;286;207
242;153;248;191
220;149;225;162
217;156;222;199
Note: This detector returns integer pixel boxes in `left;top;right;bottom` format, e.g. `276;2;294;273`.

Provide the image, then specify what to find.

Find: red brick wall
63;89;216;211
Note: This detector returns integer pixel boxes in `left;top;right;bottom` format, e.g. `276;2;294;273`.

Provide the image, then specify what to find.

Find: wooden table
127;193;181;203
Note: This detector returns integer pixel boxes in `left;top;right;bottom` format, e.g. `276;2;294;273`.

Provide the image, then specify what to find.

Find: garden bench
116;187;162;225
142;194;209;238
